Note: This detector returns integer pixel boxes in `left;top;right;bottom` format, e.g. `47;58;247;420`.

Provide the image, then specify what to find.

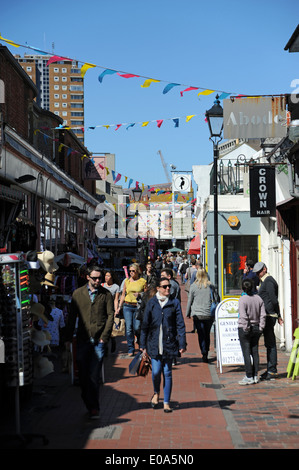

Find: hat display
31;328;50;347
34;355;54;378
37;251;59;273
26;250;40;269
41;272;58;288
252;261;266;273
30;303;48;324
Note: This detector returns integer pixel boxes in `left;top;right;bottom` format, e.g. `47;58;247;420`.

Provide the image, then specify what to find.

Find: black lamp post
132;185;142;249
205;95;223;294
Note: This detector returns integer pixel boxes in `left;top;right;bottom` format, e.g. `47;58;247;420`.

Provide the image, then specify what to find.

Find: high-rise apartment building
14;54;85;143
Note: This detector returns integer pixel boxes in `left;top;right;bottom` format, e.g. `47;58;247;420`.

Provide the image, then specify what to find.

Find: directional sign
172;174;191;192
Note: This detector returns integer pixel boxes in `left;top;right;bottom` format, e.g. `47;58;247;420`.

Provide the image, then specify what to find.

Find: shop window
223;235;258;297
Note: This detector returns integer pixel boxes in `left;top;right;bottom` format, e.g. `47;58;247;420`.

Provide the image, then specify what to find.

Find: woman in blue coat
140;277;187;413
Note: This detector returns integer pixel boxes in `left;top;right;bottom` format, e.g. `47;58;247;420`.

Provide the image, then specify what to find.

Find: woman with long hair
186;268;216;363
102;270;120;312
118;263;147;356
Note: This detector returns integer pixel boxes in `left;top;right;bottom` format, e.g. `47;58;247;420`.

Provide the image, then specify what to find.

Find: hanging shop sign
215;298;244;373
223;96;287;139
249;165;276;217
172;173;191;192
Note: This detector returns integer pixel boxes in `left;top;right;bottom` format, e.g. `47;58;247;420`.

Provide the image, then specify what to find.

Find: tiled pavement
1;279;299;451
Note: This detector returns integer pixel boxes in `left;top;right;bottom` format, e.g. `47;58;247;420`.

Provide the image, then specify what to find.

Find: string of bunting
55;113;197;132
0;33;239;99
35;127;197;193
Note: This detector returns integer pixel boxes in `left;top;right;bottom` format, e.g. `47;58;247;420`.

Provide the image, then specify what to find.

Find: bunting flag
180;87;199;97
163;83;180;94
141;78;160;88
0;34;20;47
98;69;117;83
46;55;71;66
117;73;140;79
198;89;215;97
81;62;96;78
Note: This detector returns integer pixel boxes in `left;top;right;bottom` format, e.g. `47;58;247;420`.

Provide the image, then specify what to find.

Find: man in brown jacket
65;265;114;419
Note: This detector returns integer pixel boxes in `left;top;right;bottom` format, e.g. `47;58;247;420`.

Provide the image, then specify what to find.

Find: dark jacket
65;284;114;344
258;275;280;317
140;296;186;359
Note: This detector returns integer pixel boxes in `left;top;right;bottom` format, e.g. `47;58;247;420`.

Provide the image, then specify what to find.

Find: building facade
14;54;85;144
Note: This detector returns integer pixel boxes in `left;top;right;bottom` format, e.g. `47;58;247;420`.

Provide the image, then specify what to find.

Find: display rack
0;253;48;447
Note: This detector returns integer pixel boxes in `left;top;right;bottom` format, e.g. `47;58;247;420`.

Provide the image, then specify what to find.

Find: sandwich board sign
215;298;244;373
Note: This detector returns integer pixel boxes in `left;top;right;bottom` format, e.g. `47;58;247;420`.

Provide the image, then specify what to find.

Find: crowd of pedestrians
56;251;282;420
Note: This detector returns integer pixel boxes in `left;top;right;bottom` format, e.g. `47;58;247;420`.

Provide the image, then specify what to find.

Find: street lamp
132;185;142;256
205;95;223;294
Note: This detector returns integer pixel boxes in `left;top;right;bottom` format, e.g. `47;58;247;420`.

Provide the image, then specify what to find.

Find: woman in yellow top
118;263;147;356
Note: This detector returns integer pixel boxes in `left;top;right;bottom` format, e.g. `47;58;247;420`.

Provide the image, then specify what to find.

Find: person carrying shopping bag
140;277;186;413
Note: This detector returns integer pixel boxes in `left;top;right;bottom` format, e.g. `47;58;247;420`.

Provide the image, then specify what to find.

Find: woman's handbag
129;351;143;375
137;351;152;377
111;318;126;337
210;287;218;319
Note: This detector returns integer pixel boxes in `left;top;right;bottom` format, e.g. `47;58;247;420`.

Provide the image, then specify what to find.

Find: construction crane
157;150;171;183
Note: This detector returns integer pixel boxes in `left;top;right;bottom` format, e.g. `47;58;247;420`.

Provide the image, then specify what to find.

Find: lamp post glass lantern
205;95;223;294
132;186;142;202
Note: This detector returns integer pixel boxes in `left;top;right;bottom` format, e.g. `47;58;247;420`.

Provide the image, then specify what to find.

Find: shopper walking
186;268;216;362
118;263;147;356
252;262;283;380
238;279;266;385
140;277;186;413
65;265;114;419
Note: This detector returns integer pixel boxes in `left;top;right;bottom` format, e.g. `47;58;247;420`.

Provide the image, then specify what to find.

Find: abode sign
223;96;287;139
249;166;276;217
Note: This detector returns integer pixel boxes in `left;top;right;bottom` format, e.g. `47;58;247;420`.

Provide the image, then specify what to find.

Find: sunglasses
160;284;171;289
129;270;136;273
89;276;101;281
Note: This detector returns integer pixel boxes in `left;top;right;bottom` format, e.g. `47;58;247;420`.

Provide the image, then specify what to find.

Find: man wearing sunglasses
65;265;114;419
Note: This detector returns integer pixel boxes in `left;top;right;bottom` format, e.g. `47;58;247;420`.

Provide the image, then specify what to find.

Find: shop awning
188;235;201;255
55;252;85;267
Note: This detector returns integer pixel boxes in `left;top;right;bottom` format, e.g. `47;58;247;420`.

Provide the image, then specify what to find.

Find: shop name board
249;166;276;217
223;96;287;139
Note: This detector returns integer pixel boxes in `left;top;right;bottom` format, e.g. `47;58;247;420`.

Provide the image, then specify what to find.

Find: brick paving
1;278;299;451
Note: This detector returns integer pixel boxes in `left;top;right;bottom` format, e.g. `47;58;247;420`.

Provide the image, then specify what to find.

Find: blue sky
1;0;299;189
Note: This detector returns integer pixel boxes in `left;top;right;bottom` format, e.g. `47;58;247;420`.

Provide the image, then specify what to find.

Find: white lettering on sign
226;111;284;127
258;168;268;209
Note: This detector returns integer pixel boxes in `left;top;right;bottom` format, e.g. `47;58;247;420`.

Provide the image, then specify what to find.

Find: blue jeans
123;304;141;354
76;341;105;412
151;356;173;404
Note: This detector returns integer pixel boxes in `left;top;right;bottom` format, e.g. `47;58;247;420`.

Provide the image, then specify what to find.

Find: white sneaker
254;376;259;383
238;376;254;385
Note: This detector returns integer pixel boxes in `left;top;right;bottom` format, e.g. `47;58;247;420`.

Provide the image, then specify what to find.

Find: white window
62;111;67;116
54;103;59;107
62;103;67;108
62;68;67;73
54;76;59;82
26;66;32;72
54;68;59;72
54;111;60;116
54;94;59;99
62;77;67;82
62;86;67;91
54;85;59;90
62;94;67;99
